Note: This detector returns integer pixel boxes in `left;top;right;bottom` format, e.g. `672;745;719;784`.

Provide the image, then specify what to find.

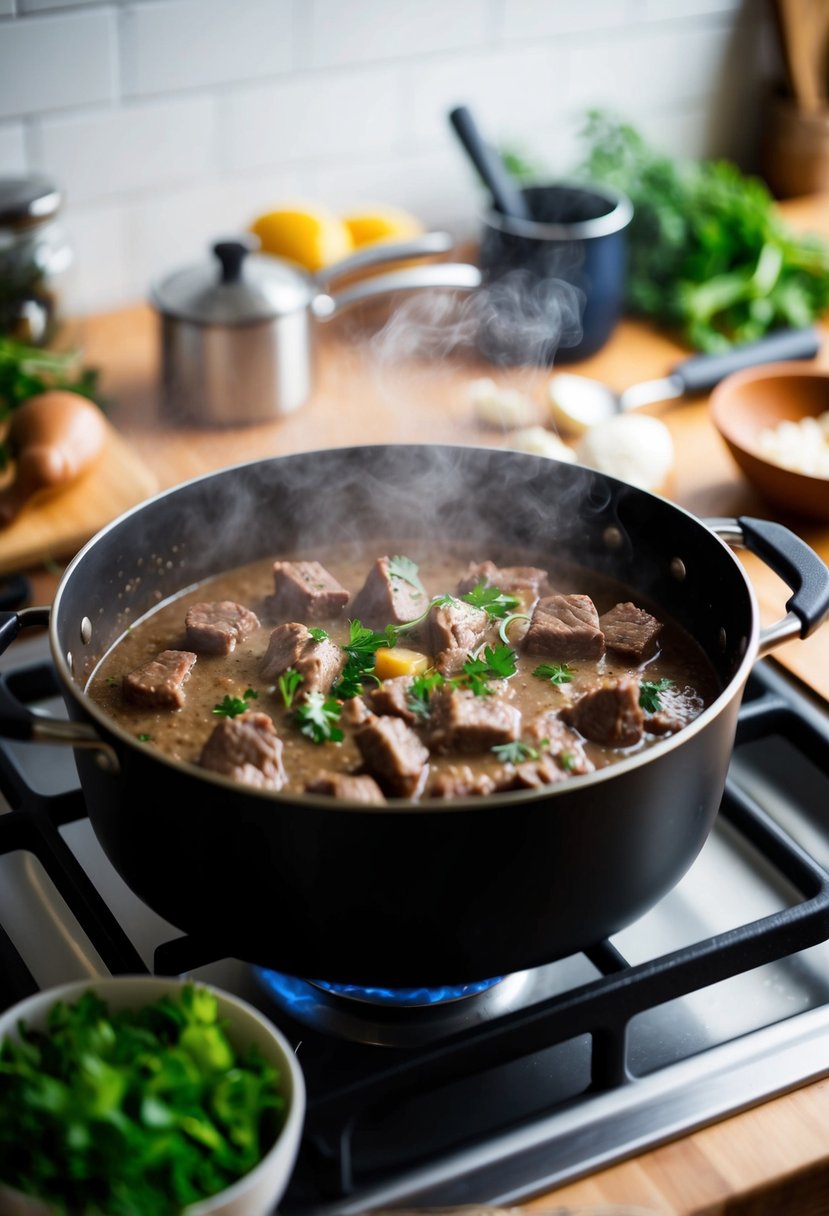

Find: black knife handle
674;327;821;394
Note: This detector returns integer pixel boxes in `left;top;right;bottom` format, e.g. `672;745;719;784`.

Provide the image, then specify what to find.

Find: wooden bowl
709;362;829;521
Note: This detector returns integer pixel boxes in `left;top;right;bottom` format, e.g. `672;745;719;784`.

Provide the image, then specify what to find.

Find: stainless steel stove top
3;633;829;1213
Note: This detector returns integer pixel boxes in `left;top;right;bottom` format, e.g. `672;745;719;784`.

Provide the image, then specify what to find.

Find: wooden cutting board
0;420;157;575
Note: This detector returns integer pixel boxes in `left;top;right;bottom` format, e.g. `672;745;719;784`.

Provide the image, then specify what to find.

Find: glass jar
0;176;73;346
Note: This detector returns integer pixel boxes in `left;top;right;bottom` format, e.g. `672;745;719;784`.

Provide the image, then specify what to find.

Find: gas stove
3;632;829;1214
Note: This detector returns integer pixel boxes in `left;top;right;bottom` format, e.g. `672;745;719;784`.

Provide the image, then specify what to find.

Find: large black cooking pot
2;445;828;987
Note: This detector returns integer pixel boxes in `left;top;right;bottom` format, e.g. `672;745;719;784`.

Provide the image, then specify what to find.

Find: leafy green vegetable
294;690;344;744
387;555;426;596
579;111;829;351
639;677;674;713
277;668;303;708
491;739;541;763
332;619;390;699
136;732;153;743
307;627;329;642
559;750;577;772
461;582;521;620
407;670;446;720
0;983;284;1216
0;338;103;469
212;688;258;718
532;662;574;685
461;644;517;694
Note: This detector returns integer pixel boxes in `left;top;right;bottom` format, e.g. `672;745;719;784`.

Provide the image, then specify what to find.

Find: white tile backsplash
309;0;491;67
0;9;116;120
0;122;27;172
120;0;292;97
0;0;775;313
33;95;215;204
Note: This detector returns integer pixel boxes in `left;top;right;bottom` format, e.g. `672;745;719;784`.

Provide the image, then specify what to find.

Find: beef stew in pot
88;542;720;802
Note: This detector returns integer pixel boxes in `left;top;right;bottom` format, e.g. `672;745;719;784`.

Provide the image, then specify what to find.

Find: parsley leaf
533;662;574;685
212;688;259;718
294;691;344;744
387;554;426;595
332;619;389;699
559;750;577;772
307;626;329;642
407;671;446;719
462;581;521;619
277;669;303;708
492;739;540;763
459;644;517;694
136;732;153;743
639;677;674;713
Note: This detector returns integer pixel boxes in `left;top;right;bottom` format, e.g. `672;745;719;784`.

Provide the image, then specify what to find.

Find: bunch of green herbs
0;337;102;468
578;111;829;351
0;983;284;1216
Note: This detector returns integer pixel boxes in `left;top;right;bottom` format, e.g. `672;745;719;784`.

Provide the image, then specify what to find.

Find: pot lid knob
213;238;252;284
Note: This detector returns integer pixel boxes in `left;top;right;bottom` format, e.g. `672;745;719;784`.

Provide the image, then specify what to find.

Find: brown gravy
87;543;721;800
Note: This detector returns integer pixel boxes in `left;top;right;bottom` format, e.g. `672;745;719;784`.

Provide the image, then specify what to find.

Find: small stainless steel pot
152;234;481;425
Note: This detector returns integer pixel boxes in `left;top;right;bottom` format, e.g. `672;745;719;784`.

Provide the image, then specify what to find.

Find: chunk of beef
350;556;429;628
305;771;386;803
523;594;605;660
457;561;549;597
431;597;489;653
266;560;350;621
122;649;196;710
493;755;568;791
366;675;417;723
185;600;260;655
260;622;344;698
428;765;495;799
428;687;521;754
644;710;685;737
562;678;644;748
199;711;286;790
341;695;372;727
354;715;429;798
600;601;663;662
528;711;594;775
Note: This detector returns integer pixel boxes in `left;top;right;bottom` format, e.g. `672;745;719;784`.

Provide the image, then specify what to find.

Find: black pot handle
708;516;829;653
674;327;820;394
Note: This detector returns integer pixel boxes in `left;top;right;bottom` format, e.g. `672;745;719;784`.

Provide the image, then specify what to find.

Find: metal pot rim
481;179;634;241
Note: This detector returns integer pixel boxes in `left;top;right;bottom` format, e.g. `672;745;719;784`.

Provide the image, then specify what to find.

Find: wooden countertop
11;195;829;1214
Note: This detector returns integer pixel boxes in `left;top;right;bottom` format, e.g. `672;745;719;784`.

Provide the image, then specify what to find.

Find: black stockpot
2;445;828;986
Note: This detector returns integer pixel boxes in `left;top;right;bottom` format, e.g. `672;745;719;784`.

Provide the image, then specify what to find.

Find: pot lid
151;238;311;324
0;175;62;230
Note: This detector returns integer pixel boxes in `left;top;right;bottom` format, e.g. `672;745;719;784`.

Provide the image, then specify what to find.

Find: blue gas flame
254;967;502;1009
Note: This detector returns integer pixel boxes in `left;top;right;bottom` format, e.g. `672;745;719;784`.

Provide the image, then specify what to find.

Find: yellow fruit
249;205;353;273
342;205;424;248
374;647;430;680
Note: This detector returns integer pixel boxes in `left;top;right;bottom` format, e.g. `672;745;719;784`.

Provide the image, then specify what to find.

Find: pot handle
707;516;829;655
0;607;118;768
312;262;482;319
313;230;453;288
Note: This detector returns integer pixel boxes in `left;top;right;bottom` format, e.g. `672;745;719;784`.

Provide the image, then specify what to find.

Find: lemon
342;205;424;247
249;205;354;273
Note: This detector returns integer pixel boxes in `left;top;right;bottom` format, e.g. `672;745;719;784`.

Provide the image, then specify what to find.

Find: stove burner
310;976;503;1007
253;967;530;1047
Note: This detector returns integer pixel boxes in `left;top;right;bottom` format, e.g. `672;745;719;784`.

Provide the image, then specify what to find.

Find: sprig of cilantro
492;739;541;764
533;662;574;685
294;691;344;744
639;677;674;713
212;688;259;718
387;555;426;596
460;644;517;695
277;669;303;708
461;582;521;620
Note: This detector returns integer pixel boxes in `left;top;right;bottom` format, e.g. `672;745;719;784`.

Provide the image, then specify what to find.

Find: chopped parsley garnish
407;671;446;719
0;982;284;1213
460;644;517;694
639;677;674;713
307;626;329;642
332;619;390;699
533;662;574;685
105;675;118;686
294;691;344;744
492;739;541;763
277;668;303;708
212;688;259;718
462;581;521;619
636;676;675;710
559;750;577;772
136;732;153;743
387;555;426;596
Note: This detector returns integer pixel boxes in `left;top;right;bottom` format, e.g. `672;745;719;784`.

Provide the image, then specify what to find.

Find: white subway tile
310;0;489;67
62;200;130;314
0;0;15;16
218;66;401;173
500;0;638;39
566;21;736;115
20;0;105;12
0;122;27;172
121;0;292;97
123;169;301;305
33;96;216;205
641;0;744;16
408;44;568;157
0;10;116;119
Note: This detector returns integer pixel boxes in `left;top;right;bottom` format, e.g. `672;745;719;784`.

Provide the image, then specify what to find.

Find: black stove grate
2;659;829;1211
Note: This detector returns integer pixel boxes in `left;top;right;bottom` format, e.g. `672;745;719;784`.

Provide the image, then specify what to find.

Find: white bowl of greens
0;975;305;1216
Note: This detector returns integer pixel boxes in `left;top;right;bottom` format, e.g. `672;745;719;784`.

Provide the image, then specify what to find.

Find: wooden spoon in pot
0;390;107;526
